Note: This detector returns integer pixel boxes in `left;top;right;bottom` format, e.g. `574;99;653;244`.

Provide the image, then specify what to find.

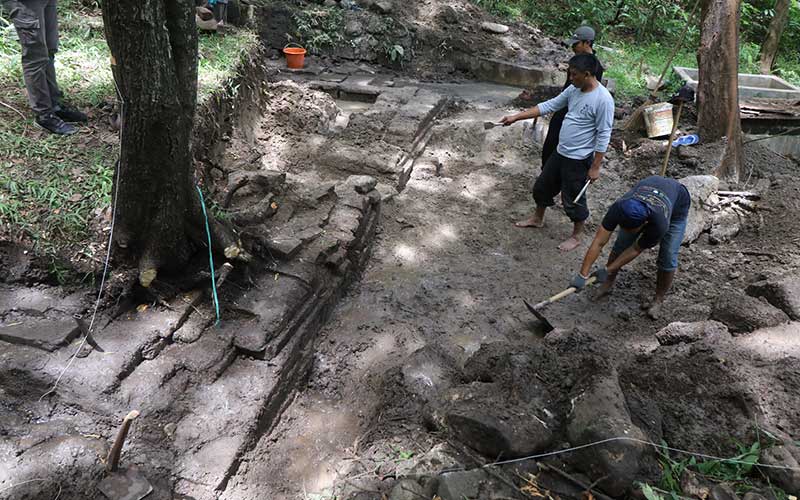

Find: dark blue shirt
602;176;691;249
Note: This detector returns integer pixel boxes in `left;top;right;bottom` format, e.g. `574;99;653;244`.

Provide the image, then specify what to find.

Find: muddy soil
220;83;800;499
3;12;800;498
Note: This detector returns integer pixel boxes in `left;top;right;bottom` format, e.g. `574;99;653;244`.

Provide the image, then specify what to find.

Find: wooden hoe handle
106;410;140;473
534;276;598;309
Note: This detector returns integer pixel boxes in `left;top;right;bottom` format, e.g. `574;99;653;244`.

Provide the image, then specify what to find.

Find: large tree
759;0;791;74
697;0;744;181
102;0;245;286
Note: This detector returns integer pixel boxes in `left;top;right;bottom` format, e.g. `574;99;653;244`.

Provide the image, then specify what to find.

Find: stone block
442;381;554;459
0;318;79;351
655;321;732;345
679;175;719;243
747;277;800;320
436;469;517;500
711;291;790;334
229;276;309;354
480;21;509;34
319;142;404;177
228;169;286;194
345;175;377;194
0;285;84;316
230;193;278;226
759;445;800;494
265;236;303;259
567;370;656;496
709;209;741;244
387;479;425;500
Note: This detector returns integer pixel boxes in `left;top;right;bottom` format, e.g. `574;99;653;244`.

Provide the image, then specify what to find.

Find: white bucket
643;102;674;138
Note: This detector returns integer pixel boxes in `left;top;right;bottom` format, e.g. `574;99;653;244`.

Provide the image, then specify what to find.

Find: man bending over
570;175;691;319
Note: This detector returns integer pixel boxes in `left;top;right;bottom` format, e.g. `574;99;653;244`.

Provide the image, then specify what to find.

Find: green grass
595;41;698;99
640;439;790;499
0;0;258;270
595;38;800;100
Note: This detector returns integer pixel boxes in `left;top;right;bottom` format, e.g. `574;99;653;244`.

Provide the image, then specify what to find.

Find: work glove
570;273;589;291
593;267;609;283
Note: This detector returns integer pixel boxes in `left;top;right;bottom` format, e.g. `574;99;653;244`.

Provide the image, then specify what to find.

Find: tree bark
697;0;743;181
102;0;244;286
759;0;791;74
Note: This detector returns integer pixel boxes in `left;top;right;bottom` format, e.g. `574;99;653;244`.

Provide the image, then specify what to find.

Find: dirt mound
259;0;564;81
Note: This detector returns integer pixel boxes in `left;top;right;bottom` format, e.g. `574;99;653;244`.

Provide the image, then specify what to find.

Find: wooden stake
660;101;684;177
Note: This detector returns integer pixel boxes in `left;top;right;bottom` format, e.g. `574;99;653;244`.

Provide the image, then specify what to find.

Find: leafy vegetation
291;5;345;54
639;439;789;499
471;0;800;97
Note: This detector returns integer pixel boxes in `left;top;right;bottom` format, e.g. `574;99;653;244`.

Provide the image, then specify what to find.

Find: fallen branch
445;439;530;499
718;190;760;199
537;463;614;500
222;177;249;208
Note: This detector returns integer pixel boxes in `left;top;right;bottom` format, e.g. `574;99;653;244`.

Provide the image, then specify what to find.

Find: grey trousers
2;0;61;115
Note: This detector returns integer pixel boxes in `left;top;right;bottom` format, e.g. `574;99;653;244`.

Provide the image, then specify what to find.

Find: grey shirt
538;84;614;160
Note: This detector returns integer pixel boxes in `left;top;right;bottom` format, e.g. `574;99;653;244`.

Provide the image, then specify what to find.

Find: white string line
482;436;800;472
39;72;125;401
0;478;49;494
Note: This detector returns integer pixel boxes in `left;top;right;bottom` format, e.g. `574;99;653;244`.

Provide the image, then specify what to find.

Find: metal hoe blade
98;467;153;500
523;299;554;333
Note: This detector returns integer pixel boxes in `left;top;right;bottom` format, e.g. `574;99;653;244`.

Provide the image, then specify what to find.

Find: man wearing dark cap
541;26;604;169
570;175;691;319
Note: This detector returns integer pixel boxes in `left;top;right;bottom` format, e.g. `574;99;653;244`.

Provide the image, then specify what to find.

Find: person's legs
516;152;562;228
4;0;73;133
541;109;565;167
43;0;61;106
5;0;53;115
646;216;688;319
557;155;591;251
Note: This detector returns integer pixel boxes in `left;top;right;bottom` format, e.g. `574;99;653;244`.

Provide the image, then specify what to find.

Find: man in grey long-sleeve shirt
501;53;614;252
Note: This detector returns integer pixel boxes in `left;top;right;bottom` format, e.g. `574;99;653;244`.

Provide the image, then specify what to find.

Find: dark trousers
3;0;61;115
541;107;567;167
533;151;591;223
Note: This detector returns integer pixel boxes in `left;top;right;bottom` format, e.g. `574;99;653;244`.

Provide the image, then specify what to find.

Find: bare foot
558;236;581;252
646;301;663;320
514;215;544;228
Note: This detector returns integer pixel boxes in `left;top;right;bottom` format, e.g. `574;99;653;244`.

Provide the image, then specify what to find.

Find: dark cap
565;26;596;46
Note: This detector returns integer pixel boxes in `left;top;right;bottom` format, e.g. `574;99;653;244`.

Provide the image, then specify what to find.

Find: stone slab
453;53;561;87
0;318;79;351
0;285;84;316
229;276;311;354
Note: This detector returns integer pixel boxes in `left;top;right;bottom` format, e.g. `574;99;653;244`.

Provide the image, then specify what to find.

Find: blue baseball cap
618;198;649;228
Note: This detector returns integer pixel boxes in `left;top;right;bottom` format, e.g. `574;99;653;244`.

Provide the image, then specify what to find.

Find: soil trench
3;62;800;500
220;79;800;499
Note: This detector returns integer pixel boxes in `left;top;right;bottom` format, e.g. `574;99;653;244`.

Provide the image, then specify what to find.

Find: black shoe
36;113;77;135
54;105;88;123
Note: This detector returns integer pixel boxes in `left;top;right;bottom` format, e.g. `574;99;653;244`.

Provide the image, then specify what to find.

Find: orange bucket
283;44;306;69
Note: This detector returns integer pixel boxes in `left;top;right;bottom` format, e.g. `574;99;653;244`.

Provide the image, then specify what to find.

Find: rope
39;72;125;401
481;436;800;472
195;185;221;326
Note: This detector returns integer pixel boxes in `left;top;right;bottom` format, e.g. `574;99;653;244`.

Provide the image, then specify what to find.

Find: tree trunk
697;0;743;181
759;0;791;74
102;0;244;286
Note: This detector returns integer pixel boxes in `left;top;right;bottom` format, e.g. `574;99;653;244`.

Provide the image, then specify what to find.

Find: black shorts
532;151;591;223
